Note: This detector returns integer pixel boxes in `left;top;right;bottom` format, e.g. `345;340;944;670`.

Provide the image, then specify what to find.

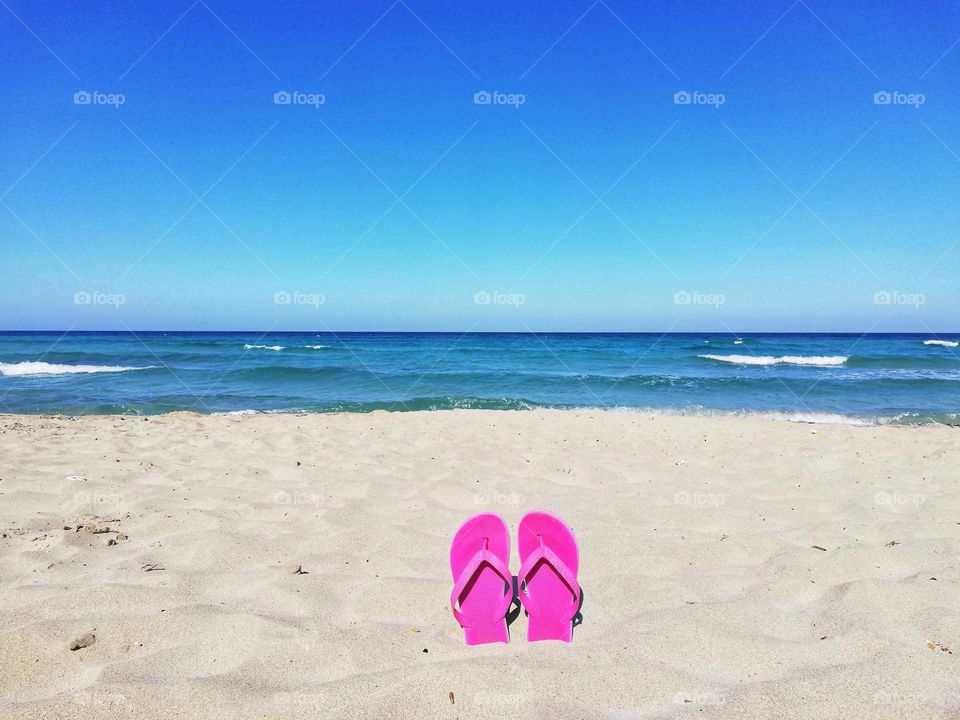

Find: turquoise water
0;332;958;423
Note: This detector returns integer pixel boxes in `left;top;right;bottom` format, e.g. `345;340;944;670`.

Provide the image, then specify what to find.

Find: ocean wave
314;396;545;412
303;345;328;350
233;365;355;381
877;411;960;426
244;344;285;351
923;339;959;347
0;361;155;377
699;354;848;366
199;403;957;425
608;405;875;425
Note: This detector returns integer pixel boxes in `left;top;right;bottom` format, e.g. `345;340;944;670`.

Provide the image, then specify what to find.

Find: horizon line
1;330;957;336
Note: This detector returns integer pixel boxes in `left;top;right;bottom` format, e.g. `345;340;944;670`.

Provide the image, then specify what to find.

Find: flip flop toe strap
450;545;513;629
517;539;580;620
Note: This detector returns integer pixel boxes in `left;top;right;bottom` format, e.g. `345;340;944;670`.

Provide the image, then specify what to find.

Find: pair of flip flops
449;510;581;645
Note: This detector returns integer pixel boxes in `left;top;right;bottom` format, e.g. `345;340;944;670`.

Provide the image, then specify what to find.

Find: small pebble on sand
69;633;95;651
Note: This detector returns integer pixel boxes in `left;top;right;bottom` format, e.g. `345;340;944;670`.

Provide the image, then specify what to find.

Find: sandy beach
1;410;958;719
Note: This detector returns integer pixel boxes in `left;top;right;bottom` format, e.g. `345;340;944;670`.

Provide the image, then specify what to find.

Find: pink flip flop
517;510;581;642
449;513;513;645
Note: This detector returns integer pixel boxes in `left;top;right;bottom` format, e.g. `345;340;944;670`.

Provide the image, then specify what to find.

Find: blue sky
1;0;959;331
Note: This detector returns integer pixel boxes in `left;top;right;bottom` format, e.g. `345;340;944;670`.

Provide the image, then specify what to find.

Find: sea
0;332;958;424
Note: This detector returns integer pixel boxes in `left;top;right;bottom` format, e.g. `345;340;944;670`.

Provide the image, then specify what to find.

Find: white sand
1;410;958;719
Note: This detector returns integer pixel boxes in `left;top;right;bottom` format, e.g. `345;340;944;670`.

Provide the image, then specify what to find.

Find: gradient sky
1;0;959;332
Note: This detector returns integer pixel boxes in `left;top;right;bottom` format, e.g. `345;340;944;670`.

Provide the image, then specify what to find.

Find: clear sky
1;0;958;332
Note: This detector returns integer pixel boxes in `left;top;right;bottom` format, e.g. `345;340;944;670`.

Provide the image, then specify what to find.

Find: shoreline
2;406;958;427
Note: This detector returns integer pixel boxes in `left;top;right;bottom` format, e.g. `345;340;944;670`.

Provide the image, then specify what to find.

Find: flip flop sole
518;510;580;643
450;513;511;645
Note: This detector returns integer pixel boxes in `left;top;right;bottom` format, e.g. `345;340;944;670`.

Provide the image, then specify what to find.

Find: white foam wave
304;345;328;350
244;344;285;351
771;412;871;425
923;339;958;347
733;339;744;344
607;406;873;425
0;361;154;377
699;354;848;366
